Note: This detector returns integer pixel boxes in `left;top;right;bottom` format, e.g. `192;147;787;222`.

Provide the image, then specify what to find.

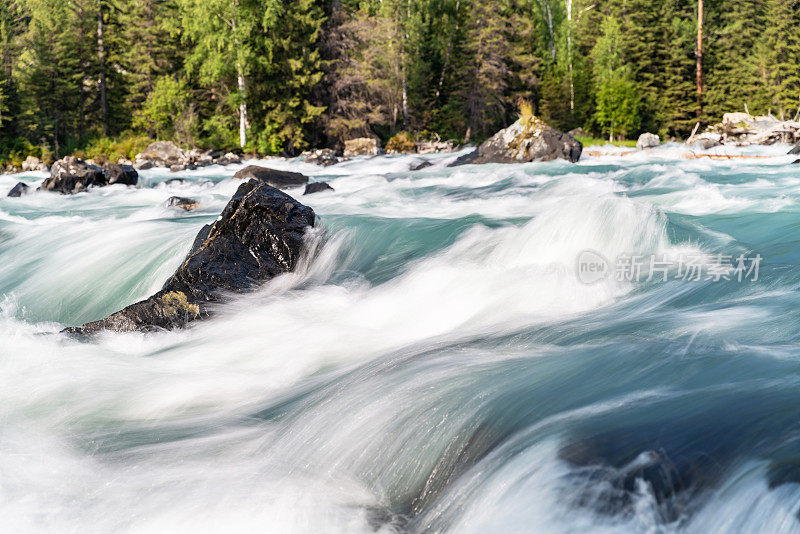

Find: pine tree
592;15;642;140
704;0;764;121
760;0;800;118
178;0;259;148
18;0;83;156
119;0;180;113
659;0;697;136
460;0;513;141
249;0;326;153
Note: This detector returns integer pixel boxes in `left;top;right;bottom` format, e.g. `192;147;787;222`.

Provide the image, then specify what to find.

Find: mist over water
2;144;800;533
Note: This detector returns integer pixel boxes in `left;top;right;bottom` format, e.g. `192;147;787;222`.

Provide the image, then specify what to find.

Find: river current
1;144;799;533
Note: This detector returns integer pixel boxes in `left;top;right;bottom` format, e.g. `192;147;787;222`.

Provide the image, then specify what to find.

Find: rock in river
303;182;334;195
102;162;139;186
233;165;308;188
68;180;315;333
165;196;199;211
450;116;582;166
40;157;107;194
7;182;30;197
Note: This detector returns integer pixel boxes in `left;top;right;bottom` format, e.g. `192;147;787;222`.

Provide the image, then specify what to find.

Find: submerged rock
636;132;660;150
68;180;315;333
789;143;800;155
344;137;383;157
40;157;107;194
410;160;433;171
165;196;199;211
233;165;308;188
303;182;334;195
7;182;29;197
450;116;582;166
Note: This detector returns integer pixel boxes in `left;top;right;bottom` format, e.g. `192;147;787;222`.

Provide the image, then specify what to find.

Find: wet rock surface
40;157;108;194
39;157;139;194
68;180;315;333
303;182;334;195
233;165;308;188
165;196;199;211
7;182;30;197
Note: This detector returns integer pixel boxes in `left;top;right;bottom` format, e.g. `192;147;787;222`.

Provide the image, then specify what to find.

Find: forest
0;0;798;165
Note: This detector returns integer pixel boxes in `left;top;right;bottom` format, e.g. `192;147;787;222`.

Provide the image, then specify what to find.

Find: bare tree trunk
237;67;248;148
97;3;108;136
541;0;555;61
565;0;574;112
696;0;703;118
402;67;409;129
401;0;410;129
435;0;460;101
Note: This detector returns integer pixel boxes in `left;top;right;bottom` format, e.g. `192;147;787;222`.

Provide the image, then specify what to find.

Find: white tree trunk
565;0;574;112
237;69;248;148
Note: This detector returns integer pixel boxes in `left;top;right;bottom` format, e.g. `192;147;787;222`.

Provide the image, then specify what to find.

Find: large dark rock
7;182;30;197
102;162;139;186
233;165;308;188
303;182;334;195
450;117;582;166
789;143;800;155
40;157;107;194
69;180;315;333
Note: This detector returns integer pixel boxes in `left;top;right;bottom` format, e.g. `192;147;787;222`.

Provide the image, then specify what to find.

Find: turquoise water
1;145;799;532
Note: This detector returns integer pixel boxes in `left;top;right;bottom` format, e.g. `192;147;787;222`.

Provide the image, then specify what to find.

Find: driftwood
684;153;772;160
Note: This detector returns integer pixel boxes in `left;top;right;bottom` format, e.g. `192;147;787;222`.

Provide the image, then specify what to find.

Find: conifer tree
760;0;800;118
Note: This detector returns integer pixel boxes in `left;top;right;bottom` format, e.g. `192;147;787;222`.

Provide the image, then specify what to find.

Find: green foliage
74;135;152;163
385;131;416;153
133;76;192;139
1;0;800;162
591;16;642;140
575;135;637;147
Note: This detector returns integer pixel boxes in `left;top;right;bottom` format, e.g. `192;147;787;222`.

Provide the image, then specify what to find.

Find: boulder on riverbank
686;131;722;150
7;182;29;197
450;116;582;166
136;141;186;168
302;148;341;167
68;180;316;333
233;165;308;188
692;113;800;147
636;133;660;150
344;137;383;157
22;155;47;172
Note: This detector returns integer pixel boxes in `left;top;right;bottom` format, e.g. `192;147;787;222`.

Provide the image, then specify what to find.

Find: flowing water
1;145;800;533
